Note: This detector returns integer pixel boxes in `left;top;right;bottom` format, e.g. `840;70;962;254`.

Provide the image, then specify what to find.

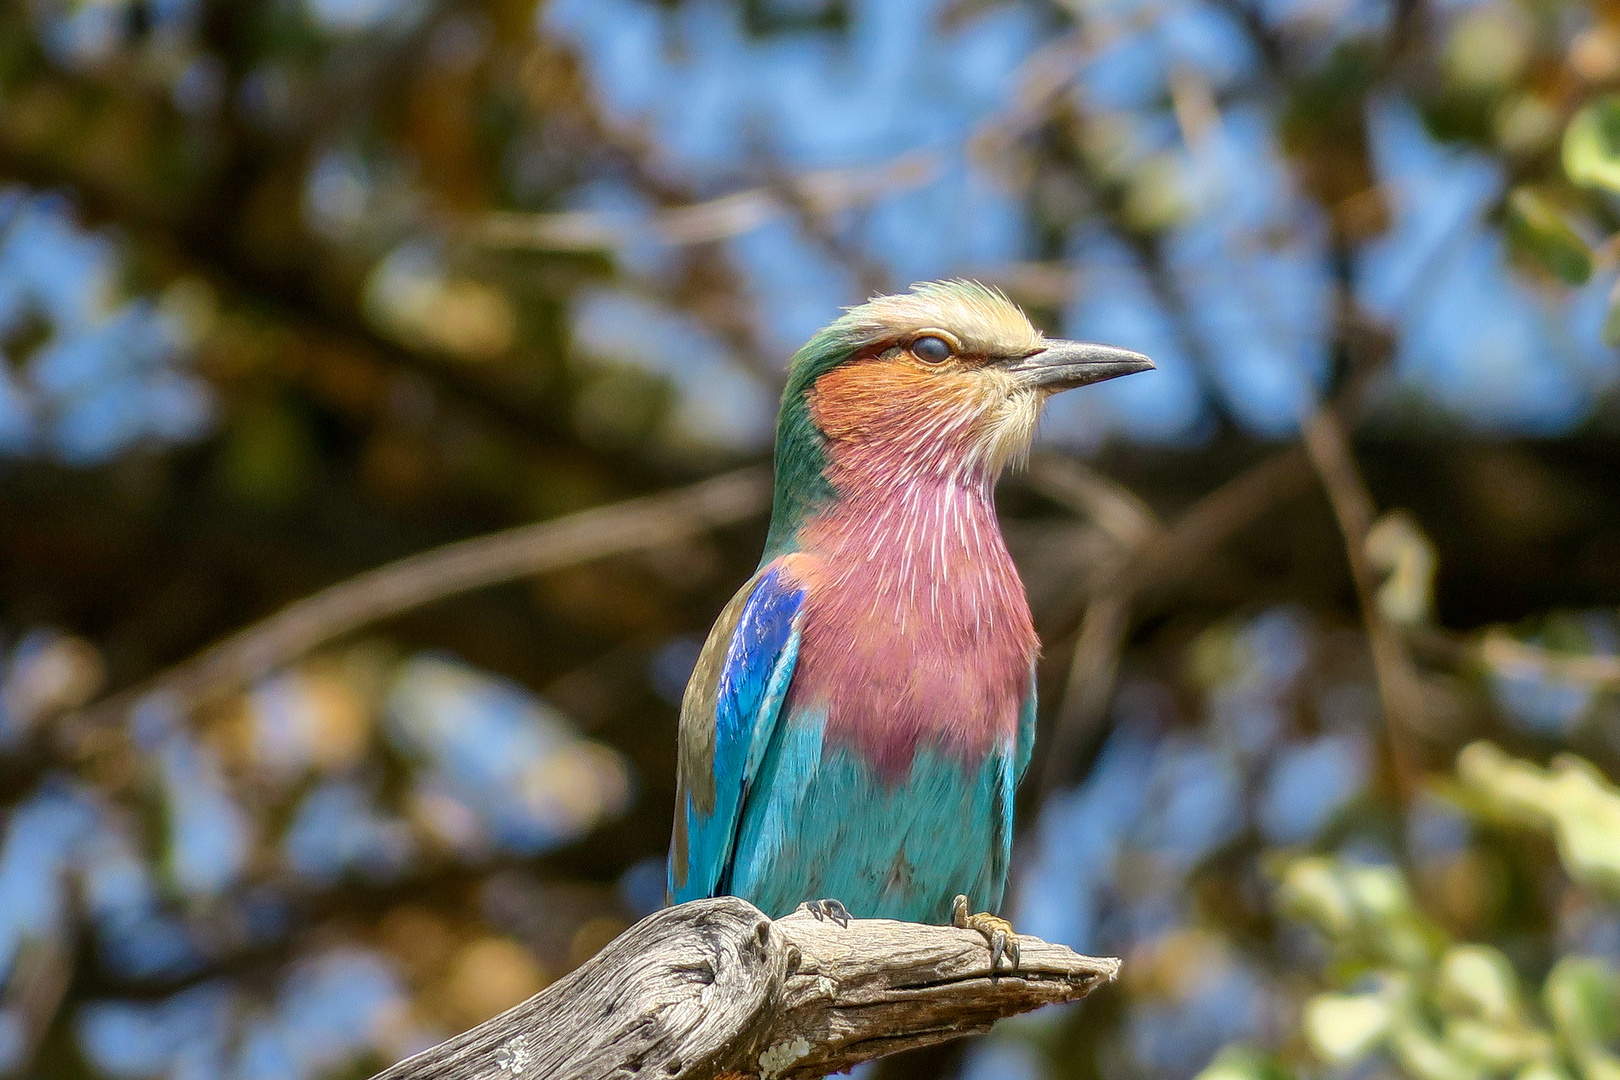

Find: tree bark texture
369;896;1120;1080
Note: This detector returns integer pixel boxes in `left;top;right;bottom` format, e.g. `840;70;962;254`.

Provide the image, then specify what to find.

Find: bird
667;279;1152;970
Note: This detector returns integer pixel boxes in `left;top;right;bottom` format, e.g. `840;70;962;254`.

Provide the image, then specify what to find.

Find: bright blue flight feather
670;560;804;904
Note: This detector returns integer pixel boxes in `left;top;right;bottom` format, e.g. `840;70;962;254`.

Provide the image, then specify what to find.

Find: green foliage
221;396;319;508
1504;188;1592;285
1197;1046;1296;1080
1562;97;1620;195
1545;959;1620;1080
1202;745;1620;1080
1458;743;1620;899
1604;278;1620;348
1556;92;1620;338
1278;858;1444;972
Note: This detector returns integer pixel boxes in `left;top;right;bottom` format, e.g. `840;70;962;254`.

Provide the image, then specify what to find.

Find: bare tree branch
369;897;1119;1080
1026;454;1163;552
1301;409;1426;794
1036;447;1314;800
1478;631;1620;689
2;932;74;1076
66;467;772;733
475;155;936;252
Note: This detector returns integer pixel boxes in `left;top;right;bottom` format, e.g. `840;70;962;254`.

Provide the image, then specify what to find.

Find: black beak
1007;339;1155;392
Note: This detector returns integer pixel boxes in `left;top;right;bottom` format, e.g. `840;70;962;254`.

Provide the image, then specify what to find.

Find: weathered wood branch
370;897;1119;1080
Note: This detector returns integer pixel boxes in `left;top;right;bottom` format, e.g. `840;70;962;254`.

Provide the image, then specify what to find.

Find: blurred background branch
1034;446;1315;799
475;153;938;252
67;467;771;732
1301;408;1429;792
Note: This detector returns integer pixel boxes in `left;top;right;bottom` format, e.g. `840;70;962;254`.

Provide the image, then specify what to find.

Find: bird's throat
784;455;1038;782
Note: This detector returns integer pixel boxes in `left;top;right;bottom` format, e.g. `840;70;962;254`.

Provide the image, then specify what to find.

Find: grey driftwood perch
369;896;1120;1080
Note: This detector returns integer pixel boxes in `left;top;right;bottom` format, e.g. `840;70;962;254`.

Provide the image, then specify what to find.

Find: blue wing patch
669;559;805;904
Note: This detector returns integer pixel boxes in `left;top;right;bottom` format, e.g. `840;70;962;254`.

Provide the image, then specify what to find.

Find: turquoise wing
667;559;805;904
1015;669;1037;787
994;670;1039;903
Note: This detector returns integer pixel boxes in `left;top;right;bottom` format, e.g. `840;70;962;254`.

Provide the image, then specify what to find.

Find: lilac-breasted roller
667;280;1152;966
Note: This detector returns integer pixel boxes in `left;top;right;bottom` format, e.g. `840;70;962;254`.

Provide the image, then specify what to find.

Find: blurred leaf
1279;857;1358;938
572;365;671;451
1278;857;1442;969
221;397;315;508
1563;97;1620;195
1122;153;1187;232
1392;1004;1489;1080
1457;743;1620;897
363;249;516;360
1544;958;1620;1080
444;937;545;1027
1517;1062;1580;1080
1446;1019;1554;1072
1346;864;1443;968
1366;511;1437;627
1444;6;1530;92
1305;989;1393;1063
1504;188;1592;285
1496;95;1561;155
1439;947;1552;1073
1186;621;1246;692
1437;945;1523;1024
1602;276;1620;349
1194;1045;1295;1080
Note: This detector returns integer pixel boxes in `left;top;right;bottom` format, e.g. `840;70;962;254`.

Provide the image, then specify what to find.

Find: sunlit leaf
1505;188;1591;285
1563;97;1620;194
1457;743;1620;897
1544;958;1620;1080
1445;6;1530;91
1278;857;1358;938
1517;1062;1579;1080
1305;990;1393;1063
1366;511;1437;627
1437;945;1523;1023
1437;947;1551;1073
1122;153;1188;232
1446;1019;1554;1072
1277;857;1442;969
1392;1015;1488;1080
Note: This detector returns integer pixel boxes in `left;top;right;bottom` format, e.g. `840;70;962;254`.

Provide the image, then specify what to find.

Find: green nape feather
761;327;844;562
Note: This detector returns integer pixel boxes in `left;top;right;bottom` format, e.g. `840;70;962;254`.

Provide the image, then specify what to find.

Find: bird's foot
801;898;851;927
952;894;1021;978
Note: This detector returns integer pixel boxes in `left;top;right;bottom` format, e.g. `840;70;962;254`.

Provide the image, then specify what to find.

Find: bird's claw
803;898;851;927
952;894;1021;978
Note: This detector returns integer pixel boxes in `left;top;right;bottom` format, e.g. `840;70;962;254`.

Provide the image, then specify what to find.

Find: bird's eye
912;335;953;364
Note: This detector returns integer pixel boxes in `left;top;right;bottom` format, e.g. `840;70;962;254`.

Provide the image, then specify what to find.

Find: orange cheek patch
808;359;986;441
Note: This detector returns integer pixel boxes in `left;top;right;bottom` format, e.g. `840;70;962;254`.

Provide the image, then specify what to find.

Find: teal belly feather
728;711;1014;922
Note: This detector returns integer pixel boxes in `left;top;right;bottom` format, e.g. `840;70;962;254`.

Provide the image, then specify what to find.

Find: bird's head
765;279;1153;555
